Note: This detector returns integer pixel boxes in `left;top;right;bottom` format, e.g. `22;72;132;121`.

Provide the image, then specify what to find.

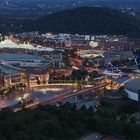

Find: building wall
3;72;24;88
29;73;50;87
125;88;138;101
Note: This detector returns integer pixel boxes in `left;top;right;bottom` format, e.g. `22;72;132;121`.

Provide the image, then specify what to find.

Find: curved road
25;82;109;109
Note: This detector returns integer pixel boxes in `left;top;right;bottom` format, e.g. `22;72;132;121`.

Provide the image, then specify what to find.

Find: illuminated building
0;53;54;87
125;78;140;101
0;64;25;88
0;39;54;52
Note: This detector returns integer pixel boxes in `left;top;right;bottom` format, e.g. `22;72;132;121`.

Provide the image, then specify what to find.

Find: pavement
25;82;108;109
79;133;102;140
0;85;73;109
0;82;109;110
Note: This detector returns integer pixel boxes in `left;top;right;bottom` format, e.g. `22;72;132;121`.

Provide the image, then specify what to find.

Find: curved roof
0;39;54;52
125;78;140;93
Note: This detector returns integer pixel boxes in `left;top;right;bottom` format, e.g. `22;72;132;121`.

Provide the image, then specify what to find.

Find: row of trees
0;82;26;97
0;102;139;140
49;69;88;84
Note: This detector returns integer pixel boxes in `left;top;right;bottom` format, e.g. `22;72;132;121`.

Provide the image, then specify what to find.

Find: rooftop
0;53;46;62
0;39;54;52
110;77;130;85
20;60;53;68
125;78;140;93
0;64;21;75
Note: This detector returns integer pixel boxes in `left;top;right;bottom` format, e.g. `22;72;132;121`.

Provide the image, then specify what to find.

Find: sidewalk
79;133;102;140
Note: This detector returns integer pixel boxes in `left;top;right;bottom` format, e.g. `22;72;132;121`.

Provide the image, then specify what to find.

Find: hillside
0;6;140;34
30;7;140;34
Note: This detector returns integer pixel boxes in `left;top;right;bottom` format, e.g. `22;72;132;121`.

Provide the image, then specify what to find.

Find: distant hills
1;7;140;34
24;7;140;34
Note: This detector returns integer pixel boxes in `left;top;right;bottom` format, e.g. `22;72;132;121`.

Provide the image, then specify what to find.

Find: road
0;85;73;109
25;83;108;109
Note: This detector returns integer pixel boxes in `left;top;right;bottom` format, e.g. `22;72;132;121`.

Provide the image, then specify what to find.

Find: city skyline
0;0;140;140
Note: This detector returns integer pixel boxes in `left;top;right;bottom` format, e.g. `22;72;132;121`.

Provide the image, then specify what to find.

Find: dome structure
125;78;140;101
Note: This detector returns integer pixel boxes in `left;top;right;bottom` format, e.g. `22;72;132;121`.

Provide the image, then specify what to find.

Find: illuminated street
0;1;140;140
0;85;74;109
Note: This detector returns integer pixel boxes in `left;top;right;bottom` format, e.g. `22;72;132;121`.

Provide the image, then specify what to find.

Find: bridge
101;62;125;76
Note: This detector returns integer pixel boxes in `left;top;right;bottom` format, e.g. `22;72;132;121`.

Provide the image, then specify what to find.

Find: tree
42;79;46;85
74;81;78;91
24;71;30;87
37;79;41;86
